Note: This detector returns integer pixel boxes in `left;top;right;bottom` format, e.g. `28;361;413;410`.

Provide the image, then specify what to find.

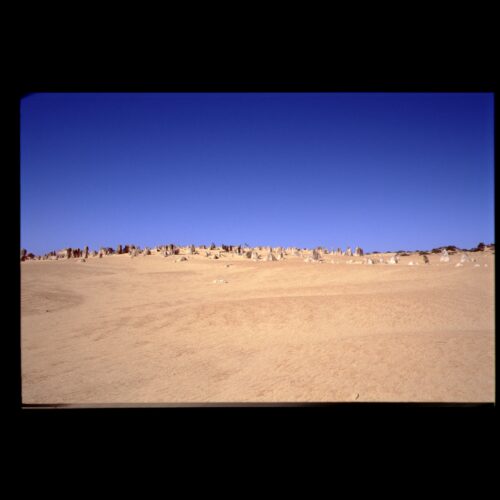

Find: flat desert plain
21;250;495;404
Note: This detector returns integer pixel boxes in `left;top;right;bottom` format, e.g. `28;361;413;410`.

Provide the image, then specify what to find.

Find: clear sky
21;92;494;254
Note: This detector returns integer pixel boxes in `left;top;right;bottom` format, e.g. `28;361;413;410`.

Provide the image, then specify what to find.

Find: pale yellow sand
21;249;495;403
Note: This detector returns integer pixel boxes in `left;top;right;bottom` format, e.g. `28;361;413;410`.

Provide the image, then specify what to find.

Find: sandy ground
21;249;495;404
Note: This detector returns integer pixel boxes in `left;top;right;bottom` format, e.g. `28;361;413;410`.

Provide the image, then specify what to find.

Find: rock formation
439;249;450;262
460;253;471;263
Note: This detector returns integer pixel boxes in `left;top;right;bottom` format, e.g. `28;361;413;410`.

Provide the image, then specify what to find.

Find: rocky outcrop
439;249;450;262
460;253;471;263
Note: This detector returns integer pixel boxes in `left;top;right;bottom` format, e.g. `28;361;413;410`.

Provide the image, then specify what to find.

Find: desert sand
21;248;495;404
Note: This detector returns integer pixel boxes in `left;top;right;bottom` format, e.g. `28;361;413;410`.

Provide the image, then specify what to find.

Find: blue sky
21;92;494;254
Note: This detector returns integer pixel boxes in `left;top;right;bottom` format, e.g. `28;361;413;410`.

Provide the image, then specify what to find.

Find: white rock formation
388;255;399;265
440;249;450;262
460;253;471;263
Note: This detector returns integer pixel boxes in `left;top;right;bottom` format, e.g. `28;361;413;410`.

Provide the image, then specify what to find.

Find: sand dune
21;249;495;403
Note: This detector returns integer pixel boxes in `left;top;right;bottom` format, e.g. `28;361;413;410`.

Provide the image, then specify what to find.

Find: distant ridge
20;242;494;261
